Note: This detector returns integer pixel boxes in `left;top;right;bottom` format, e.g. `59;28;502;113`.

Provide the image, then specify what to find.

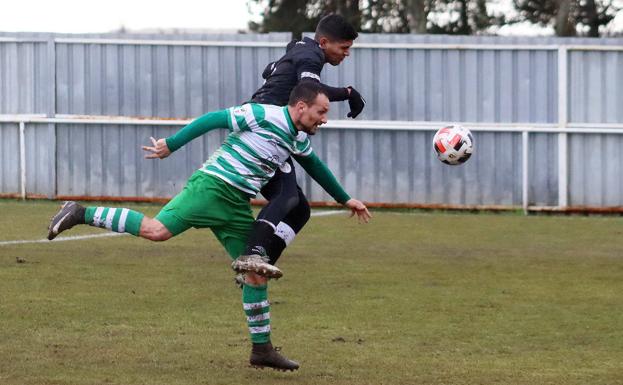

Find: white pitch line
310;210;345;217
0;210;345;247
0;232;126;246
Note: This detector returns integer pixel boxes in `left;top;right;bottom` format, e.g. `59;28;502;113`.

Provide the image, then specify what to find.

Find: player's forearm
165;109;230;152
300;79;349;102
294;153;351;204
320;83;349;102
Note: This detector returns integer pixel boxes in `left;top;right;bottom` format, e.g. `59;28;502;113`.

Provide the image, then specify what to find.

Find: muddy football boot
250;342;299;371
231;254;283;279
234;273;245;289
47;201;86;240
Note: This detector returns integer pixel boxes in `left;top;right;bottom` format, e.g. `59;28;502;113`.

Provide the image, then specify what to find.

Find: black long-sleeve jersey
250;37;349;106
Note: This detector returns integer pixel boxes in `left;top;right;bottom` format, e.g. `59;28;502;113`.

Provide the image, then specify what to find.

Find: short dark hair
288;81;327;106
315;14;358;42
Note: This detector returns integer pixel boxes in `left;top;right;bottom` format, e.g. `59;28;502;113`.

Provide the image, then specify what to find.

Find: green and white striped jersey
200;103;313;196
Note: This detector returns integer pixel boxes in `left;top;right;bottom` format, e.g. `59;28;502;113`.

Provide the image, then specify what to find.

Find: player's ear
318;36;330;49
295;100;306;112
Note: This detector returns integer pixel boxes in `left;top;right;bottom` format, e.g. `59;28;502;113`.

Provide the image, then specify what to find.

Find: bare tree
555;0;576;36
406;0;429;33
513;0;619;37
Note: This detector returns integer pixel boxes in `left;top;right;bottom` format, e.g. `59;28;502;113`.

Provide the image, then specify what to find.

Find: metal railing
2;113;623;214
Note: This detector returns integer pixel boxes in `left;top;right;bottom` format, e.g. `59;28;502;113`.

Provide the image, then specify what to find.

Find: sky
0;0;621;36
0;0;259;33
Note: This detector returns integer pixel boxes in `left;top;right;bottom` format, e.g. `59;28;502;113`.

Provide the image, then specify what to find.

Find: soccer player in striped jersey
47;82;371;371
244;14;366;272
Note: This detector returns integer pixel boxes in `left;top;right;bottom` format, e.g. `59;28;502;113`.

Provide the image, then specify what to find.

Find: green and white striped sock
84;207;144;236
243;283;271;344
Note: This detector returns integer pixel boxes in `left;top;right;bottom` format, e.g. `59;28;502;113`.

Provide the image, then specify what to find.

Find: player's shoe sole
231;254;283;279
250;365;298;372
47;201;85;240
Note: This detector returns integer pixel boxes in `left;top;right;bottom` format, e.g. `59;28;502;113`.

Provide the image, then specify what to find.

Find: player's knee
282;194;300;213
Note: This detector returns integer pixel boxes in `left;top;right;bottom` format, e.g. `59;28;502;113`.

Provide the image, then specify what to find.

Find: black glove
347;86;365;118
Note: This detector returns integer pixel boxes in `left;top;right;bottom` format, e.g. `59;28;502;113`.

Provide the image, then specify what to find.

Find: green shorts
155;171;254;259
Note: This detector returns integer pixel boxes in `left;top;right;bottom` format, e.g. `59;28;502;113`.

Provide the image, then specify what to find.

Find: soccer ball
432;125;474;165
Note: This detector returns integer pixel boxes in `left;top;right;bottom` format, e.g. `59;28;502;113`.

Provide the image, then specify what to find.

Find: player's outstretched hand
346;86;365;119
345;198;371;224
142;137;171;159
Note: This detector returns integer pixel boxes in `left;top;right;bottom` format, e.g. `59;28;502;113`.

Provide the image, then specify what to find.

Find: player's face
297;94;330;135
320;38;353;66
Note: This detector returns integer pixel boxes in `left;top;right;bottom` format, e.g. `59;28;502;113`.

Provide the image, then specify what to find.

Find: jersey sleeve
227;104;266;133
295;50;323;82
165;108;230;152
293;151;351;204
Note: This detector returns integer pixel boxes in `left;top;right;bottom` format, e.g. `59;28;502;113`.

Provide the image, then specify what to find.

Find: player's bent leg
257;157;300;225
48;201;183;242
235;160;299;277
267;189;310;264
48;202;147;240
215;212;283;279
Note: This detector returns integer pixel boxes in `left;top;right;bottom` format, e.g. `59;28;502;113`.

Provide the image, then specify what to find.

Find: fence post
47;36;57;200
19;121;26;200
522;130;529;215
557;46;568;209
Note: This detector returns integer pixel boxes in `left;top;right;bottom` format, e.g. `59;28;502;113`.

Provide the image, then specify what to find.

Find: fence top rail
355;43;623;51
53;37;288;48
1;36;621;51
0;37;48;43
355;43;558;50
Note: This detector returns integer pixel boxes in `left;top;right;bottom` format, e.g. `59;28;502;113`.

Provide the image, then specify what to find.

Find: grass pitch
1;200;622;385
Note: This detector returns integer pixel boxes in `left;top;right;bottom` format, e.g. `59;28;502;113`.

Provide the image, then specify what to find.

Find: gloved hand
346;86;365;118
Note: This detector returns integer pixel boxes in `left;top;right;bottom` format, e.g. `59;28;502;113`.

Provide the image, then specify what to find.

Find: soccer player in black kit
232;14;366;283
228;14;367;371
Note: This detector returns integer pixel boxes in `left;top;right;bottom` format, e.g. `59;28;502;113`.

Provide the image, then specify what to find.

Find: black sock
244;221;275;256
266;235;287;265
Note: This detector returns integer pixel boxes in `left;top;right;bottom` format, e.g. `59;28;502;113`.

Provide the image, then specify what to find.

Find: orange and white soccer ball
432;125;474;165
